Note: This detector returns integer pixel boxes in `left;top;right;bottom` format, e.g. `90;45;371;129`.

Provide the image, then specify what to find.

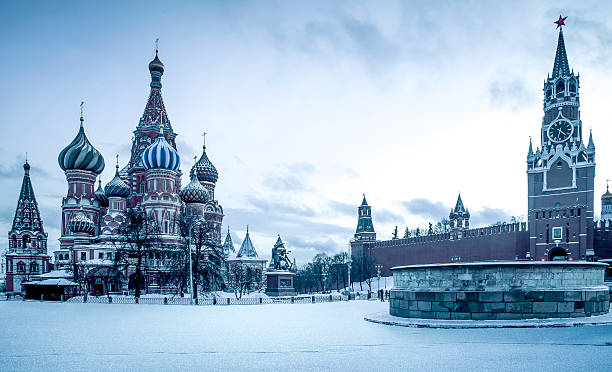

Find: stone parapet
390;288;610;320
390;261;610;320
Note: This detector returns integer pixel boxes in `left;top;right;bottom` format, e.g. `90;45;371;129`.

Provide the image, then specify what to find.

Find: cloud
263;162;315;192
488;78;534;110
375;209;404;224
327;200;356;217
402;198;448;221
470;207;513;227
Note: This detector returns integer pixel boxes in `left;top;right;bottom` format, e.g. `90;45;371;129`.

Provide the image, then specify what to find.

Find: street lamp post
375;264;383;301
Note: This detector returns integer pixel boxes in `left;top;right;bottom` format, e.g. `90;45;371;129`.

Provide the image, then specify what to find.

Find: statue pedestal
265;270;296;297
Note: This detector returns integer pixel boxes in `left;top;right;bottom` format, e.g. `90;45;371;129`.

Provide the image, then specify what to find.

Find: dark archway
548;248;568;261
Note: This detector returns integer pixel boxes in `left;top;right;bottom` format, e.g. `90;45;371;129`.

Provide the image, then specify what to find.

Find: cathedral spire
552;16;571;78
587;128;595;150
138;43;173;133
12;160;44;233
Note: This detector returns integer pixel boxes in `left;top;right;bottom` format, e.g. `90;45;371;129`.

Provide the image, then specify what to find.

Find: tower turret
601;181;612;221
449;193;470;233
355;194;376;241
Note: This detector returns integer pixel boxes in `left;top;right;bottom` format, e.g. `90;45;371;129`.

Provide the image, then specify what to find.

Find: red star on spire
554;15;567;29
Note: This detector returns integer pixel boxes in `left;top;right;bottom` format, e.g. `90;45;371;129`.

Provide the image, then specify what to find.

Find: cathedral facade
48;49;224;295
351;22;612;275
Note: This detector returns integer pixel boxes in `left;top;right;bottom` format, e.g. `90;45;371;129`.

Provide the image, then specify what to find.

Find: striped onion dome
191;134;218;183
69;208;96;235
104;163;130;198
142;127;180;172
58;117;105;174
95;179;109;208
180;171;209;204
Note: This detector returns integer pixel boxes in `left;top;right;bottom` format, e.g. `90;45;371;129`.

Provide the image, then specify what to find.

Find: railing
62;293;354;306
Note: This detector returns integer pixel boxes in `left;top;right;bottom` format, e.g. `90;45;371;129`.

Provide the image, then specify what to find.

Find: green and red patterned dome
58;117;105;174
180;172;209;204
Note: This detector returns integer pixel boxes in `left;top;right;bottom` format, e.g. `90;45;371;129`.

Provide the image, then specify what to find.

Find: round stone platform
390;261;610;320
365;306;612;328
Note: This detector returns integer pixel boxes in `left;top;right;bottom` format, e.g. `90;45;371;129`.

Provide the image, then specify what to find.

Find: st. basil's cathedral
5;49;242;295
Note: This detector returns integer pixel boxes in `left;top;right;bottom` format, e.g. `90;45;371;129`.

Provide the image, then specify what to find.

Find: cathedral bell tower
527;16;595;261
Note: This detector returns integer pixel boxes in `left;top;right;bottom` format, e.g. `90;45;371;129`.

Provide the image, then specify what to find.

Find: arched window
30;262;39;272
556;80;565;96
16;262;26;273
22;235;30;248
546;87;552;99
569;79;576;93
10;235;16;248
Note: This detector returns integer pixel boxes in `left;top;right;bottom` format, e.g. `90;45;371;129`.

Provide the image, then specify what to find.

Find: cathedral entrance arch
548;248;568;261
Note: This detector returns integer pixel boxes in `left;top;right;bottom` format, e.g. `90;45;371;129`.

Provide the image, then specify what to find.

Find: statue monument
265;235;296;296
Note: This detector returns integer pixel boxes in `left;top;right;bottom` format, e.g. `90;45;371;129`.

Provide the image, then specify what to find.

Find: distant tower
355;195;376;241
601;181;612;221
526;16;595;261
179;157;209;224
449;193;470;232
5;160;50;293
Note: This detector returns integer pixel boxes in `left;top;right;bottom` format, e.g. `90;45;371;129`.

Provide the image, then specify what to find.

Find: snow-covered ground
1;301;611;371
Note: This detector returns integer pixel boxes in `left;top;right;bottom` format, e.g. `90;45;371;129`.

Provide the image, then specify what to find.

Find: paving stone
506;302;533;313
472;313;497;320
583;291;598;302
417;301;432;311
483;302;506;313
524;291;545;302
434;292;456;302
544;291;564;302
556;302;574;313
415;292;435;301
533;302;557;313
479;292;503;302
495;313;523;320
450;312;471;320
503;291;524;302
434;312;451;320
456;292;479;301
563;291;582;301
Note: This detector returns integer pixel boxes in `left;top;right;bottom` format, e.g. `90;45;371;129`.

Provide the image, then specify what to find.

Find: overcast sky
2;1;612;264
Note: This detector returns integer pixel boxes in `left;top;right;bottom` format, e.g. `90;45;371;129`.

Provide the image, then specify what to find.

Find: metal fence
61;292;356;306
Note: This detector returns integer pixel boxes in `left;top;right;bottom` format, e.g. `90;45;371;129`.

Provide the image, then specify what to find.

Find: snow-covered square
1;301;612;371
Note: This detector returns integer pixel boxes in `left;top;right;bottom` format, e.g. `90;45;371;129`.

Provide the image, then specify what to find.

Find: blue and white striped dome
142;130;180;172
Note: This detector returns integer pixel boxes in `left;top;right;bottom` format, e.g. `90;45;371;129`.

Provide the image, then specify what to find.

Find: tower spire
552;16;570;78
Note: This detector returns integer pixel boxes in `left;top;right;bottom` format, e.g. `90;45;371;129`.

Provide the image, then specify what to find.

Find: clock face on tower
547;119;574;143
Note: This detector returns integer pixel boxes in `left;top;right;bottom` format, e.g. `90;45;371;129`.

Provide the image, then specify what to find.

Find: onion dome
58;116;105;174
105;160;130;198
191;133;218;183
180;170;209;204
149;50;165;74
95;179;109;208
142;126;180;172
602;183;612;205
69;207;95;235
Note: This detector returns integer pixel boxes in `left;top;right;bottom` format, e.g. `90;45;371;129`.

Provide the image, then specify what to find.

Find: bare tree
174;218;226;299
227;262;262;299
112;208;160;298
